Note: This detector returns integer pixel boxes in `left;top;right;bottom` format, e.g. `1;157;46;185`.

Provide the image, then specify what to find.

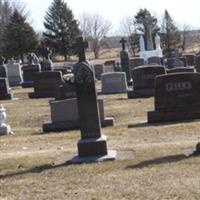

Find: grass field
0;85;200;200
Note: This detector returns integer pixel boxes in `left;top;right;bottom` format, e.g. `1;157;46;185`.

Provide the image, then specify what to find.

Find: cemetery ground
0;85;200;200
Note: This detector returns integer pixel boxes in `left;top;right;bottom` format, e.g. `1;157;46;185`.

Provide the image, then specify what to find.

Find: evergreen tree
43;0;80;60
2;9;38;62
0;0;13;53
161;10;181;55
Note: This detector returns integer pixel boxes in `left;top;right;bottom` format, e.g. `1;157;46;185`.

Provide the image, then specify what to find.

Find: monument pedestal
139;49;163;61
78;135;107;157
72;135;117;163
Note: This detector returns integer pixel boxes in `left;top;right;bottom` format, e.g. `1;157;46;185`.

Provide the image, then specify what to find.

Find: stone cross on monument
120;38;127;51
71;36;116;163
138;15;154;50
73;37;89;62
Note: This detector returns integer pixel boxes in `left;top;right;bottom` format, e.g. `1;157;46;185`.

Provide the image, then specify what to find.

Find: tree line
0;0;194;62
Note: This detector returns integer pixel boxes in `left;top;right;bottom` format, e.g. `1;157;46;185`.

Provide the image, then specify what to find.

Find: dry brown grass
0;85;200;200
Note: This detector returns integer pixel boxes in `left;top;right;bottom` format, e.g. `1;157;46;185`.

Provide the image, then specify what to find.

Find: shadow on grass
128;119;197;128
126;153;197;170
0;160;72;179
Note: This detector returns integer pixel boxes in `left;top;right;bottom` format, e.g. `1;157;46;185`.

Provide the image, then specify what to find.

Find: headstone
104;60;115;73
21;54;41;88
94;64;105;80
148;72;200;122
129;58;145;77
0;78;12;100
43;98;114;132
195;55;200;72
29;71;64;98
72;36;116;163
101;72;128;94
148;56;161;65
6;59;22;86
120;38;131;85
184;54;195;66
0;105;12;136
165;57;186;69
0;56;8;78
54;82;76;100
128;65;166;98
167;67;195;74
173;49;185;68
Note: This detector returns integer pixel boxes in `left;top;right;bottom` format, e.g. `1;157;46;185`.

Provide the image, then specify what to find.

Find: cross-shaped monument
120;38;127;51
119;38;131;85
71;36;116;163
73;37;88;62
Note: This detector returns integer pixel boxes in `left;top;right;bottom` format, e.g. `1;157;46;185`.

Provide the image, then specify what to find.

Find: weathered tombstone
101;72;128;94
184;54;195;66
167;67;195;74
0;78;12;100
72;37;116;163
195;55;200;72
120;38;131;85
43;97;114;132
148;72;200;122
6;59;22;86
54;82;76;100
93;64;105;80
148;56;161;65
129;58;145;77
29;71;64;98
165;57;186;68
104;60;115;73
21;54;41;88
128;65;166;98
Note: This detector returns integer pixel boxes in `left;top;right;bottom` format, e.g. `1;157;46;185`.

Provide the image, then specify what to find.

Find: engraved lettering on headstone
166;81;192;92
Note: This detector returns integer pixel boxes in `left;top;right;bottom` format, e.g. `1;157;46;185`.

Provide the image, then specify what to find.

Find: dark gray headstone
120;38;130;82
0;78;12;100
29;71;64;98
72;37;116;162
148;72;200;122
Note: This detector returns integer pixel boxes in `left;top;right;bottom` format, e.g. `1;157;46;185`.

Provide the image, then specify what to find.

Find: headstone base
128;89;154;99
21;81;33;88
148;108;200;123
139;49;163;61
29;91;55;98
71;150;117;164
78;135;108;157
0;93;12;100
43;117;114;132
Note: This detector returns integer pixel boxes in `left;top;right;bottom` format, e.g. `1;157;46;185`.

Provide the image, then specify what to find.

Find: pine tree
0;0;13;53
161;10;181;55
2;9;38;62
43;0;80;60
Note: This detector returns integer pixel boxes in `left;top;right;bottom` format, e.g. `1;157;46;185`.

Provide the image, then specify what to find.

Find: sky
15;0;200;34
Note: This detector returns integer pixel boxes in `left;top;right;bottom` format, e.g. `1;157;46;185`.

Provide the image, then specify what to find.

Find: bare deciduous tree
79;13;112;59
119;16;139;56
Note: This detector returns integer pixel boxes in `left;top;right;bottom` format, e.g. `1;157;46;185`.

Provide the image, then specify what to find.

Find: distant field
0;85;200;200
